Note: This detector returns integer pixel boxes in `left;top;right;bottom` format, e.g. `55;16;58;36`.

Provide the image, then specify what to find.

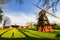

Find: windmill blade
32;3;44;10
35;12;39;20
46;11;59;18
33;3;46;18
35;12;39;15
33;3;59;19
44;2;51;10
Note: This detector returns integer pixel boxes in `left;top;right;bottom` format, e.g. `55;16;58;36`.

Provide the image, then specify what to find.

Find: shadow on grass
0;29;58;40
27;28;37;31
12;32;14;38
17;29;56;40
20;29;45;38
0;30;9;36
56;34;60;38
0;37;57;40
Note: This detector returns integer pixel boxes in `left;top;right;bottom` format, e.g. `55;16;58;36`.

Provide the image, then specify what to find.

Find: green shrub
53;25;60;30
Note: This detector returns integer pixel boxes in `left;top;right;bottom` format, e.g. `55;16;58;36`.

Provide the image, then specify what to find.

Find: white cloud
0;11;60;26
3;12;37;26
47;14;60;24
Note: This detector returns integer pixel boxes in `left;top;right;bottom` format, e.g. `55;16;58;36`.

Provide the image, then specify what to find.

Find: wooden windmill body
37;10;49;26
33;3;59;32
37;10;52;32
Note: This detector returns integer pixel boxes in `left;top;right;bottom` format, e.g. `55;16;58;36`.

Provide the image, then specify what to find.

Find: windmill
33;3;59;32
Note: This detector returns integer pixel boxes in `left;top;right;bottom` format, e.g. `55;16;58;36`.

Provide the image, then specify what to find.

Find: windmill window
44;17;46;20
45;21;47;24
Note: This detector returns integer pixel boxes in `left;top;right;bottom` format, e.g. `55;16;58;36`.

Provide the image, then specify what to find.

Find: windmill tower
33;3;59;32
37;10;49;26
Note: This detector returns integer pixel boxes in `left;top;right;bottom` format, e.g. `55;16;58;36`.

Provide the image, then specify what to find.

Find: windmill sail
33;3;44;10
33;3;59;19
46;12;59;18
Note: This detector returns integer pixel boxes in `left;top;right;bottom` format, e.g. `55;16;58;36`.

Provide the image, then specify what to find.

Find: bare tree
0;8;3;23
0;0;11;4
0;0;23;5
0;0;60;12
0;0;10;23
0;0;23;22
37;0;60;12
3;16;11;27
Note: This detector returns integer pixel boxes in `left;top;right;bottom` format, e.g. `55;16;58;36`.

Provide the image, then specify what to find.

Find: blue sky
0;0;60;26
3;0;38;13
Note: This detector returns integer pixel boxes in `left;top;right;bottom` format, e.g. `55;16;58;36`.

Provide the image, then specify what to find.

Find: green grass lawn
0;28;60;40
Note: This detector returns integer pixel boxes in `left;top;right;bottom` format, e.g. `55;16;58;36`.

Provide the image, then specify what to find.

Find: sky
0;0;60;26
